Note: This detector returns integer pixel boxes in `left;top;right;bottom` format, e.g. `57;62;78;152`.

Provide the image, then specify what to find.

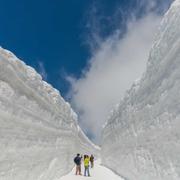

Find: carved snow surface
0;48;99;180
102;1;180;180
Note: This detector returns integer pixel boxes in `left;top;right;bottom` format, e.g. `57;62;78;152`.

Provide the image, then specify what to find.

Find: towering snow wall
0;48;99;180
102;0;180;180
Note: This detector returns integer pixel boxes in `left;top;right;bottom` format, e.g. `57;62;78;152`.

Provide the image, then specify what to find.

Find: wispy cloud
38;61;48;81
67;0;172;143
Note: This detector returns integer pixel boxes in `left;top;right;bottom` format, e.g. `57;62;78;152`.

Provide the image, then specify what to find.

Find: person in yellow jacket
84;155;90;176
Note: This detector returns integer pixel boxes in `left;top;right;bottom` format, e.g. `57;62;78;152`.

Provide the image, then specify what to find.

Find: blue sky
0;0;173;143
0;0;92;95
0;0;171;96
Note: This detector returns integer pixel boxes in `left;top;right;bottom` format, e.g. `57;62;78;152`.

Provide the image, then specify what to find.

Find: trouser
90;161;94;168
84;166;90;176
76;165;81;175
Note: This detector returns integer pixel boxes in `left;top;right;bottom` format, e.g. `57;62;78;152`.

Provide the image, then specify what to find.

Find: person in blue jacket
74;154;82;175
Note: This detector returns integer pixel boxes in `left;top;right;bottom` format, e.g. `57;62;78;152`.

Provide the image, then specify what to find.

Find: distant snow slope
0;48;99;180
102;0;180;180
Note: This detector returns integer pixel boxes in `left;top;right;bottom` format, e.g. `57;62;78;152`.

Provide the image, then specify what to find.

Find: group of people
74;153;94;177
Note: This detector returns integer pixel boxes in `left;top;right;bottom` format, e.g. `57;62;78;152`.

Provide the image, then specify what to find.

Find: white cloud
68;14;162;143
38;61;48;81
67;13;162;143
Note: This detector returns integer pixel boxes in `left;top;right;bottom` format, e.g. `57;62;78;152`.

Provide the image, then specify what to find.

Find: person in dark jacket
90;154;94;168
74;154;82;175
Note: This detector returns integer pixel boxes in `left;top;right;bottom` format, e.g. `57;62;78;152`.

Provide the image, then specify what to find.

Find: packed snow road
58;160;124;180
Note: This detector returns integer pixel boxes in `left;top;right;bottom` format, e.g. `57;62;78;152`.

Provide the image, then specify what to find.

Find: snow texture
0;48;99;180
102;0;180;180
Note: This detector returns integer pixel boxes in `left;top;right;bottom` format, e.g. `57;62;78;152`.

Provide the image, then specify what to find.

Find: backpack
74;157;78;164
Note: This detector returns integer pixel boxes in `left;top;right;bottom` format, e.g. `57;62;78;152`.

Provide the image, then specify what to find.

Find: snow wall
102;0;180;180
0;48;99;180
